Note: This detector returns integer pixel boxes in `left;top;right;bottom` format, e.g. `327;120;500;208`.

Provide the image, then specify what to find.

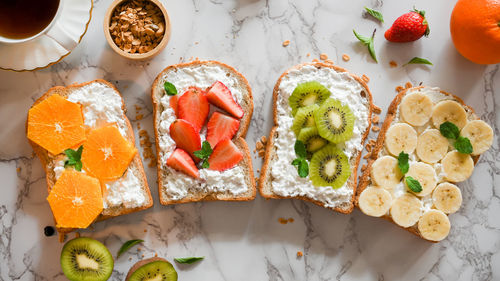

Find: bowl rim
103;0;171;60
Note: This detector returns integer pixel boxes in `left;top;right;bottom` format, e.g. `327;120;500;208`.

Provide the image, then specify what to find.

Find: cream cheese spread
156;64;249;200
270;65;371;209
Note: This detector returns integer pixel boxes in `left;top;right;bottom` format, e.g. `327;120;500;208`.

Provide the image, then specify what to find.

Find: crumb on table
282;40;290;47
297;251;303;258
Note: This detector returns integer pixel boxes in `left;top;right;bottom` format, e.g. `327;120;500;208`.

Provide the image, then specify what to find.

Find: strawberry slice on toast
206;81;244;119
178;87;209;132
167;148;199;178
206;112;240;148
169;119;201;161
208;139;243;171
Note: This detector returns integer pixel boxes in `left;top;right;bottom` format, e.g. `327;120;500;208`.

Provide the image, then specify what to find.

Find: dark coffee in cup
0;0;60;39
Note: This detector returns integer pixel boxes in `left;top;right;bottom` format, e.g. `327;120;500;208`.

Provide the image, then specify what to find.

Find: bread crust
259;62;373;214
26;79;153;234
355;86;480;242
151;60;256;205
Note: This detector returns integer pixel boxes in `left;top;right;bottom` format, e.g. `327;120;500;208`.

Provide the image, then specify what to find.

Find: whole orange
450;0;500;64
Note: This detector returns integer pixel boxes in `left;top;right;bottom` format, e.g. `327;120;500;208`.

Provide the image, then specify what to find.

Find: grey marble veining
0;0;499;280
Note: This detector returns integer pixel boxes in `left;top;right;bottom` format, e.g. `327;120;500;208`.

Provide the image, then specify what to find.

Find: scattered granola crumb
16;167;21;173
362;74;370;83
129;257;132;261
142;254;145;258
369;139;376;146
363;152;372;159
372;126;380;132
319;53;328;61
278;217;288;224
405;82;413;89
256;141;264;150
342;54;350;62
261;136;267;143
312;58;319;63
136;114;144;120
155;253;158;257
325;59;334;65
194;41;199;45
372;105;382;114
258;150;265;158
361;164;367;171
282;40;290;47
257;169;260;173
306;53;310;57
144;229;147;232
372;115;379;123
297;251;303;258
288;218;294;223
138;129;156;167
366;144;372;152
138;247;142;251
389;60;398;68
395;85;404;92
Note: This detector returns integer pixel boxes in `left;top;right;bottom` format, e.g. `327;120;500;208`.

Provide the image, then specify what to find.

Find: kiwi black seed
289;81;331;116
291;104;319;136
126;257;178;281
297;127;328;155
60;237;114;281
309;145;350;188
314;98;354;143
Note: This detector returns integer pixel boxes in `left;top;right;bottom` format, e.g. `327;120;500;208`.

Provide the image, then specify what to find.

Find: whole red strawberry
385;9;430;42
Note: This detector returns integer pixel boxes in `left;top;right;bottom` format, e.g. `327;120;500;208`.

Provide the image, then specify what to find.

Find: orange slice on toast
47;170;103;229
81;125;137;181
27;94;86;155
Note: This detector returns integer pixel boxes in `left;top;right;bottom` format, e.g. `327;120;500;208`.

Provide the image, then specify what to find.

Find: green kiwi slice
126;257;177;281
291;104;319;136
289;81;331;116
314;98;354;143
297;127;328;154
309;145;350;188
60;237;114;281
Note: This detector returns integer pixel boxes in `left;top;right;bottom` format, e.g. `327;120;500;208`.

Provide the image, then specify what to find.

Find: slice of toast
27;80;153;235
259;62;373;214
151;60;256;205
356;86;483;242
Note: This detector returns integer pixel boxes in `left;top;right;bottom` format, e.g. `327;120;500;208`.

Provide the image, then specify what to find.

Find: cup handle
45;21;78;51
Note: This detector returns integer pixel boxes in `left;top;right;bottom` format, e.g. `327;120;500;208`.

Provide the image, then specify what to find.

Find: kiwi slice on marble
289;81;331;116
297;127;328;154
309;145;350;188
60;237;114;281
314;98;354;143
291;104;319;136
126;257;178;281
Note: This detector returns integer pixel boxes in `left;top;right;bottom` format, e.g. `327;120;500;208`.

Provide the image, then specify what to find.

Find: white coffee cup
0;0;78;50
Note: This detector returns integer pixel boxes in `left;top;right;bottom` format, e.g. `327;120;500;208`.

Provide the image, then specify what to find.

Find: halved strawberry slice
206;81;244;119
169;119;201;160
167;148;199;178
207;139;243;171
169;95;179;117
178;87;209;132
206;112;240;148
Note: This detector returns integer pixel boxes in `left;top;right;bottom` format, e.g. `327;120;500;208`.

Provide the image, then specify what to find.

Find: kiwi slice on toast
297;127;328;154
314;98;354;143
291;104;319;136
289;81;331;116
60;237;114;281
126;257;177;281
309;145;350;188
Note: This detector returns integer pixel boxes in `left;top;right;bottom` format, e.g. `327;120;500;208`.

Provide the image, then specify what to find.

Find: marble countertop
1;0;499;280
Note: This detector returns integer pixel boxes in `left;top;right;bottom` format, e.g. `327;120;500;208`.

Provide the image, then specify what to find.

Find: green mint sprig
364;7;384;23
439;121;473;154
174;256;204;264
64;145;83;171
292;140;309;178
164;81;178;96
353;29;377;63
397;151;409;175
406;176;423;193
117;239;144;258
194;141;213;169
404;57;433;66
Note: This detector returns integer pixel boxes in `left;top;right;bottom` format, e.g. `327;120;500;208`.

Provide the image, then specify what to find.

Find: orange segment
47;170;103;229
81;125;137;181
27;94;86;155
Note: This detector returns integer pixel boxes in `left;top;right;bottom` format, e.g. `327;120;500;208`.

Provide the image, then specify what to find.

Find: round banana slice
432;182;462;214
460;120;493;156
418;210;451;242
390;193;423;227
400;92;433;126
416;129;449;163
441;151;474;182
358;186;392;217
406;162;437;197
371;156;403;190
385;123;418;156
431;100;468;129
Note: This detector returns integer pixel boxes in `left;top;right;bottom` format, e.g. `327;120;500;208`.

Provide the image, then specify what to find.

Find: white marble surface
0;0;499;280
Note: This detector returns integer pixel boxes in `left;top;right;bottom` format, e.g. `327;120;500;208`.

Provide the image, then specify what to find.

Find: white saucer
0;0;93;72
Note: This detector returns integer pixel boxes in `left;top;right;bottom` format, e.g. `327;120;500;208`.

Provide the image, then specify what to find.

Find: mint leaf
164;81;178;96
404;57;433;66
294;140;307;159
353;29;378;63
406;176;423;193
174;257;204;264
298;159;309;178
454;136;473;154
64;146;83;171
117;239;144;258
440;121;460;140
397;152;409;175
194;141;213;168
364;7;384;23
